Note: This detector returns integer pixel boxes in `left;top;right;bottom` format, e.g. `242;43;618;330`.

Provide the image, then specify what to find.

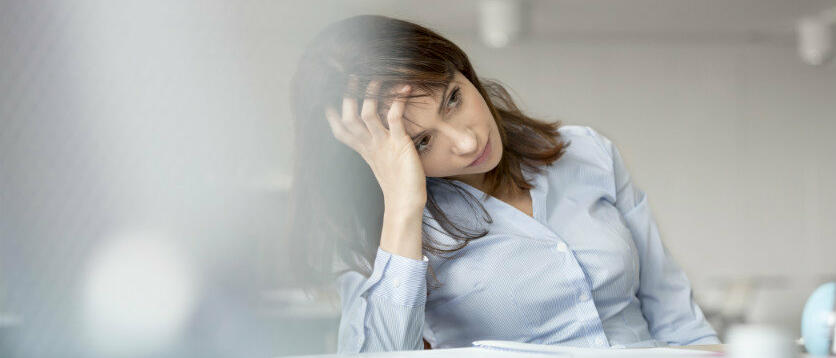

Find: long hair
287;15;569;287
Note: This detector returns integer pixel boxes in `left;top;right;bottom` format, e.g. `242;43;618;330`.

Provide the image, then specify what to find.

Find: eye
447;88;461;109
415;135;432;153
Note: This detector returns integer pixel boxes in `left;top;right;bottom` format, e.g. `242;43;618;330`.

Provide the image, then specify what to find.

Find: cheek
420;150;464;178
420;154;448;177
464;95;493;128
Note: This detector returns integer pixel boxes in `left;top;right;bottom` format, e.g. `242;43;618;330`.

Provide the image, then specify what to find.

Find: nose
447;125;478;156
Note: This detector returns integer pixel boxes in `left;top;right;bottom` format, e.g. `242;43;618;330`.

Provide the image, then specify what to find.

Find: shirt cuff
366;247;429;306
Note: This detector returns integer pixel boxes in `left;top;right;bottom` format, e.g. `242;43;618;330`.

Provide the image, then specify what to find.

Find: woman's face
385;71;502;182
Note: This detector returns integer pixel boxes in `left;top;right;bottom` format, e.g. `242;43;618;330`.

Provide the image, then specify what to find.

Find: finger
387;85;411;137
325;106;359;150
342;77;360;119
341;95;369;138
360;81;386;138
339;76;371;136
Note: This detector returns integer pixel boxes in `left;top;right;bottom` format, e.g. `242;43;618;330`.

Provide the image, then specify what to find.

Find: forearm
336;248;429;353
379;203;424;260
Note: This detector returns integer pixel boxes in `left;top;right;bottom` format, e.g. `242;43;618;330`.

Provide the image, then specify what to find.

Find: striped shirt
336;125;720;353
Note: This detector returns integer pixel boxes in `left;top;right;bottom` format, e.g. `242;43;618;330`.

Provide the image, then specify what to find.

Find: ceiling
312;0;836;44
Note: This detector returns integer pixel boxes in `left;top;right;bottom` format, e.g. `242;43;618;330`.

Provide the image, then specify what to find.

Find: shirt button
595;337;605;346
393;278;401;288
579;292;590;301
556;242;568;252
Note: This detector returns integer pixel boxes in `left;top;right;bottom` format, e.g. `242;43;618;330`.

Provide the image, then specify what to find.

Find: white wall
271;0;836;337
3;1;834;353
452;36;836;335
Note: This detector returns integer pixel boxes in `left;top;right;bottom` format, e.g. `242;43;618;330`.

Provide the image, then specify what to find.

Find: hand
325;80;427;212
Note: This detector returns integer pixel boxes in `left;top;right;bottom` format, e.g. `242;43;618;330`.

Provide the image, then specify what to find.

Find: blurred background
1;0;835;356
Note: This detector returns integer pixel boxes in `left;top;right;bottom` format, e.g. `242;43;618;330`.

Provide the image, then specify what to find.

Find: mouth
467;135;491;168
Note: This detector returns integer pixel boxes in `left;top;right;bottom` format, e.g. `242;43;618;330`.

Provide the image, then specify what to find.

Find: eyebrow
404;115;427;140
437;82;452;115
379;106;424;139
389;81;453;140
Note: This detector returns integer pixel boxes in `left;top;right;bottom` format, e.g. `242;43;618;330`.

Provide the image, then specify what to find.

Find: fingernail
400;85;411;93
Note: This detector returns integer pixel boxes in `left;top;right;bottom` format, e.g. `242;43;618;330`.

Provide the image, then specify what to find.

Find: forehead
393;78;461;132
401;92;443;133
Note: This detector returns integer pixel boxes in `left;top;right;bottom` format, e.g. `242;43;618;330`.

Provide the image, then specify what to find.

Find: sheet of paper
472;340;722;357
294;347;557;358
288;343;722;358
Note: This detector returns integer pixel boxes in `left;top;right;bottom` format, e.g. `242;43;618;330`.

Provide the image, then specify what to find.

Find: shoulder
557;125;613;152
553;124;614;168
536;125;621;200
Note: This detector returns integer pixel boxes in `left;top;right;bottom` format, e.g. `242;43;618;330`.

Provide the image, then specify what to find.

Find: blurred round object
797;17;833;66
727;324;797;358
479;0;525;48
801;282;836;356
82;234;198;356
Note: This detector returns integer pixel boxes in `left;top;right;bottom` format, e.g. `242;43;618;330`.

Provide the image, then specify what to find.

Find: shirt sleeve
586;126;721;346
335;247;429;353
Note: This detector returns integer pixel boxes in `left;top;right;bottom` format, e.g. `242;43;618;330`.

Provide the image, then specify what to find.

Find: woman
288;15;719;353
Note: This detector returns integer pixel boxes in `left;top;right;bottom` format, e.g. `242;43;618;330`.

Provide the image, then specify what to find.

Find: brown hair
287;15;568;286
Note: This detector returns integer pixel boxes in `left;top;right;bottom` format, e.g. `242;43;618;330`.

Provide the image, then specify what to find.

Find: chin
482;159;501;174
468;152;501;176
484;140;503;171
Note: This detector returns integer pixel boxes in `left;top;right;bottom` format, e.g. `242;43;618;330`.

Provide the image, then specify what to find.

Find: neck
448;172;524;198
447;172;487;192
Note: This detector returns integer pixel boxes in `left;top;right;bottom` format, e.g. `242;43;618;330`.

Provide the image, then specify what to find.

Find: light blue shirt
336;125;720;353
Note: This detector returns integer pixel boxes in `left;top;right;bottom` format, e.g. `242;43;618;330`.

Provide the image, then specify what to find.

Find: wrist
383;197;426;214
379;206;424;260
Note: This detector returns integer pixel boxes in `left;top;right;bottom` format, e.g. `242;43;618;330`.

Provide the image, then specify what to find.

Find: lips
467;136;491;167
